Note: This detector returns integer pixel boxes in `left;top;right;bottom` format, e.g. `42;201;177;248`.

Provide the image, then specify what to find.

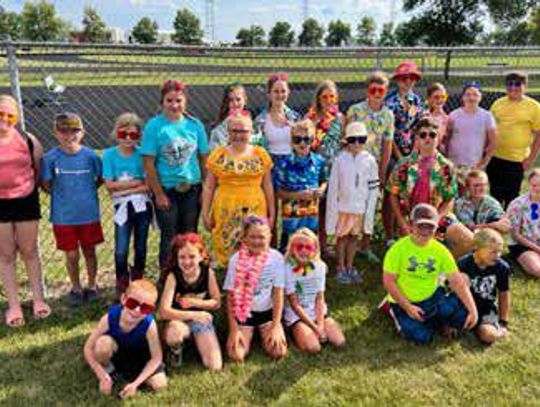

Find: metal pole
444;49;452;82
6;39;25;131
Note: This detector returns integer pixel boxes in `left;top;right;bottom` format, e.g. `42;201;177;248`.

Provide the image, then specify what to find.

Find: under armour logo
407;256;436;273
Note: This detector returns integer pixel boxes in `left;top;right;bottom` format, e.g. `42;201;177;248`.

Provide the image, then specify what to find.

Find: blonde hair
367;71;389;87
528;168;540;182
285;228;321;263
0;94;20;123
111;112;142;140
427;82;447;98
313;79;339;115
473;228;503;250
465;169;489;187
291;119;315;138
226;112;253;133
126;278;158;300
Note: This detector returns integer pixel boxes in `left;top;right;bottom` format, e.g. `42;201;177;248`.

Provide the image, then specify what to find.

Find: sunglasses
292;136;313;145
230;128;250;135
367;86;387;96
417;223;437;231
117;130;141;140
346;136;368;144
0;111;17;126
506;80;524;88
399;74;417;81
432;93;448;102
56;126;82;134
418;130;438;140
320;93;338;102
293;242;316;252
124;297;155;315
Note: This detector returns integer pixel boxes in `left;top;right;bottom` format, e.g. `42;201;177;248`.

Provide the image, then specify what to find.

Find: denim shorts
187;319;215;337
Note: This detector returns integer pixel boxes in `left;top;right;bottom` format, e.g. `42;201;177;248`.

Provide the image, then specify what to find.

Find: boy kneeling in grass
84;279;167;399
458;228;510;345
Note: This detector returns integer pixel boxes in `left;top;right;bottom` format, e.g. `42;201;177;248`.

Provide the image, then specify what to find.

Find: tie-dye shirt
274;152;328;234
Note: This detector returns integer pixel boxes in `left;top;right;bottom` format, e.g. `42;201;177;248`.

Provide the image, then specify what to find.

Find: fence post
6;40;25;131
444;49;452;81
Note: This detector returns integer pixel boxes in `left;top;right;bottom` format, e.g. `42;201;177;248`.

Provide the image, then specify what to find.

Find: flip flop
5;307;25;328
33;301;51;320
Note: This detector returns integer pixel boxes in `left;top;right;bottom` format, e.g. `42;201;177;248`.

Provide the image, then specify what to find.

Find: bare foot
5;306;25;328
33;301;51;320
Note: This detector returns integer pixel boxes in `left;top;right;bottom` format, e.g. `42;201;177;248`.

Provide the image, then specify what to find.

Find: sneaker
85;288;99;303
348;268;363;284
359;249;381;263
335;270;352;285
68;290;84;307
166;344;183;369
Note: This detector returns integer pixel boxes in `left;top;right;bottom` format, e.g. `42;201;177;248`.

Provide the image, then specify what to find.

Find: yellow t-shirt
383;236;457;303
491;96;540;162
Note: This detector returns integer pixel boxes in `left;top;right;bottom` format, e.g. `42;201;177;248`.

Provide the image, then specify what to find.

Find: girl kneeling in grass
159;233;222;371
223;215;288;362
284;228;345;353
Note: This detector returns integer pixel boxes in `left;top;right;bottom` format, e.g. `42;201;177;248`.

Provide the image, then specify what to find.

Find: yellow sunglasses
0;111;17;126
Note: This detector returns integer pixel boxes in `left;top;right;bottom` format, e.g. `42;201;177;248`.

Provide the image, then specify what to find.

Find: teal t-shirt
102;146;145;181
383;236;457;303
140;114;209;188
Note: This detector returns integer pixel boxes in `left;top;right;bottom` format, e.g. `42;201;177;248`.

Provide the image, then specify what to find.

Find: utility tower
205;0;215;43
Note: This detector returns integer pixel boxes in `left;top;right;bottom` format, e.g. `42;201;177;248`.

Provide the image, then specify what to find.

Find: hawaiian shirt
455;195;504;227
309;112;343;169
346;101;395;162
274;152;327;233
387;151;457;215
253;105;301;150
507;193;540;246
385;90;424;157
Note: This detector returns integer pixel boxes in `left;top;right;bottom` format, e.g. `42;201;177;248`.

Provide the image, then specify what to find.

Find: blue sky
3;0;402;42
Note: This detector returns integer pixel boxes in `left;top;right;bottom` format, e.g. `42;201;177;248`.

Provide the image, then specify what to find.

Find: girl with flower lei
223;216;288;362
283;228;345;353
305;80;344;256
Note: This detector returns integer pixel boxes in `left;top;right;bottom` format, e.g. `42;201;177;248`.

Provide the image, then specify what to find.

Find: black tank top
171;263;209;311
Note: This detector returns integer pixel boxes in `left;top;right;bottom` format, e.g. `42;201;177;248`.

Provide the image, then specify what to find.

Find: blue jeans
390;287;468;344
155;185;201;268
114;202;152;285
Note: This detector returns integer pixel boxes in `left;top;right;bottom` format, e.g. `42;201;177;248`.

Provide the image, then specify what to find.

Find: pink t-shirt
411;155;435;207
0;132;35;199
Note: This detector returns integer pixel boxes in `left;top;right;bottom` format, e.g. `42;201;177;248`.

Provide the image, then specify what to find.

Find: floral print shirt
507;193;540;246
306;107;343;168
385;90;424;157
346;100;395;162
455;195;504;227
387;151;457;214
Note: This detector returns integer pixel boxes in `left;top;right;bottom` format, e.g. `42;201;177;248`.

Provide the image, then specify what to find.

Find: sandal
33;301;51;320
5;307;25;328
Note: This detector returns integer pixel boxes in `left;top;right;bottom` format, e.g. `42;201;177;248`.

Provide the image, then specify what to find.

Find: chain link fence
1;42;540;282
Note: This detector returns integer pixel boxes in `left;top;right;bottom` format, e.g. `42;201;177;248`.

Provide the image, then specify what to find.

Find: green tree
356;16;377;46
268;21;295;47
21;0;67;41
82;6;110;43
235;25;266;47
531;6;540;44
486;0;538;28
172;8;204;45
0;6;22;40
399;0;483;46
132;17;158;44
325;19;351;47
298;18;325;47
378;22;396;46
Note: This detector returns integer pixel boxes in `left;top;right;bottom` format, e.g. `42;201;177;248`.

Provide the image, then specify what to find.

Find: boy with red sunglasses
84;279;167;399
103;112;152;295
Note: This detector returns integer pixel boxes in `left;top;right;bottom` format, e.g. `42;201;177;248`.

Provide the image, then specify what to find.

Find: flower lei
288;257;316;277
232;244;269;323
306;105;339;151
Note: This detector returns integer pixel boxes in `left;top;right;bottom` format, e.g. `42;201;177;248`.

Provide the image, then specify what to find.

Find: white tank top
264;116;292;155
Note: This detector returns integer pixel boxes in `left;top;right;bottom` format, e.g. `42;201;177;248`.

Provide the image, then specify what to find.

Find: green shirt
383;236;457;303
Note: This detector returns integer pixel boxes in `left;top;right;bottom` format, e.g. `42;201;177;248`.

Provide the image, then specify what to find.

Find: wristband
499;319;509;328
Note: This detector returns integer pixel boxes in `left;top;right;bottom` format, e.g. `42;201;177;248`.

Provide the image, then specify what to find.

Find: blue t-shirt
102;146;145;182
41;146;102;225
140;114;209;188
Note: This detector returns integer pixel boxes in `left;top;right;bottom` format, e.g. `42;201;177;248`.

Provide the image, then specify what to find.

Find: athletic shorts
53;222;104;251
237;309;273;328
0;188;40;223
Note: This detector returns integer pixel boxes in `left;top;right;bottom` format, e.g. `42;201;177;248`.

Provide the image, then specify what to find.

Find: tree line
1;0;540;46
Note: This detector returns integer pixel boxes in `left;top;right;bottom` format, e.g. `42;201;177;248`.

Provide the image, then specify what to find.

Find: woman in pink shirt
0;95;50;327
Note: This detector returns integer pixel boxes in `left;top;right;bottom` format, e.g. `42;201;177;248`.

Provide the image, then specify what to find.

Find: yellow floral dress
207;146;272;267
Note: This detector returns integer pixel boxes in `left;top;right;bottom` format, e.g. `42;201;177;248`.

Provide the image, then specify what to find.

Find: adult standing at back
141;80;209;268
487;72;540;208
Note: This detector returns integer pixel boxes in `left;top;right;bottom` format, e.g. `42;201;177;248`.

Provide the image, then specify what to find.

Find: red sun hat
392;60;422;81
